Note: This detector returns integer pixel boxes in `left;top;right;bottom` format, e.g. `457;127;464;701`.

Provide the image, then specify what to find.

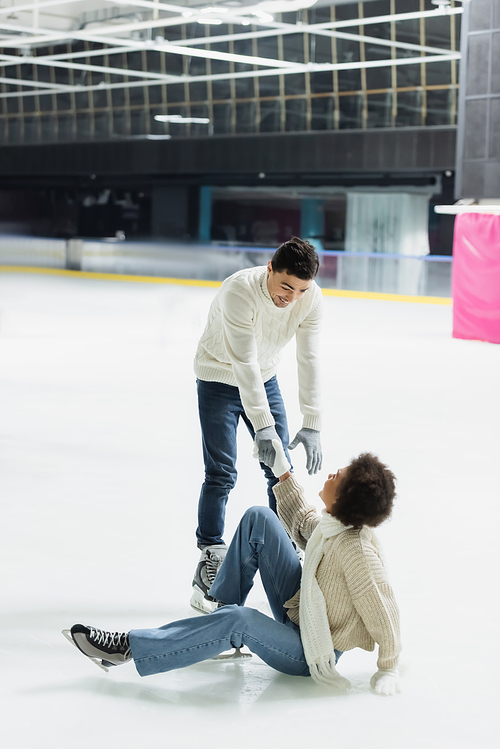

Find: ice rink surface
1;271;499;749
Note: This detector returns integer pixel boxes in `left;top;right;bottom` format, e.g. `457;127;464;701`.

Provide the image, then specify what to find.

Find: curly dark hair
333;453;396;529
271;237;320;280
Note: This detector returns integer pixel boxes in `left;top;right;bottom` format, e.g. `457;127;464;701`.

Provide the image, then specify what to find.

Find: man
191;237;323;613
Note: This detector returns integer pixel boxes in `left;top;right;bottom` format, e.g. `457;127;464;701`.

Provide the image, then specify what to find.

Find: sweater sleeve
273;474;320;550
220;284;275;432
339;534;401;670
295;288;322;431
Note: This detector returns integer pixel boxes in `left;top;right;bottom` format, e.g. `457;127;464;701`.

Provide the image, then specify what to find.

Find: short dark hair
271;237;320;280
333;453;396;529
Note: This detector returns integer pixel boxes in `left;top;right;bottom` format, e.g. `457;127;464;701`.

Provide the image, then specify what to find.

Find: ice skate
212;647;252;661
190;544;228;614
62;624;132;673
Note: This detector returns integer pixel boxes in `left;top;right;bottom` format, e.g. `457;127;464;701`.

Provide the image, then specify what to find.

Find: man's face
266;261;312;308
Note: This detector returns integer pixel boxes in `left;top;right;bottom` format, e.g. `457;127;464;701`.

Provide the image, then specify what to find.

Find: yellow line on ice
0;265;452;304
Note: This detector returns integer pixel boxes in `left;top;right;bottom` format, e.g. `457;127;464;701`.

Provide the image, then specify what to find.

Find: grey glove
288;428;322;475
255;426;280;468
253;438;291;478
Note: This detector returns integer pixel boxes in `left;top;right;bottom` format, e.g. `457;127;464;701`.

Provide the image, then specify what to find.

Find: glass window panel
23;95;35;113
210;59;230;77
166;83;185;103
112;110;128;136
396;90;422;127
365;55;392;90
363;1;391;18
235;75;255;99
57;93;72;111
92;89;107;108
75;91;89;109
127;51;143;71
335;4;359;21
310;71;334;94
259;99;280;132
164;53;183;76
338;94;362;129
258;75;279;97
234;39;253;58
213;102;232;134
146;51;163;74
311;96;334;131
309;35;332;66
284;73;305;96
396;55;421;87
8;118;22;143
76;112;92;139
282;34;305;64
426;61;452;86
236;101;255;133
41;114;57;141
24;116;39;143
257;37;279;61
58;114;74;140
129;86;144;106
395;19;420;45
189;81;207;101
112;88;126;107
285;98;306;131
36;66;52;83
426;89;450;126
366;92;391;128
130;109;146;135
212;79;231;100
337;69;361;92
308;6;332;24
39;93;53;113
425;14;451;48
6;95;18;114
186;56;206;77
94;111;110;138
148;85;163;104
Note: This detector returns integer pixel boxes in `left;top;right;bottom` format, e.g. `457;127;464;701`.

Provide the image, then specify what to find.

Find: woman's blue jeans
196;376;292;549
130;507;315;678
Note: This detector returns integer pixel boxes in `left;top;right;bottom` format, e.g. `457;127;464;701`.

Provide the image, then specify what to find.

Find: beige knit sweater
274;475;401;671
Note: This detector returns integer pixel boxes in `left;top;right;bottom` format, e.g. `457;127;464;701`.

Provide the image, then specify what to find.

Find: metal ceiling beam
0;50;460;99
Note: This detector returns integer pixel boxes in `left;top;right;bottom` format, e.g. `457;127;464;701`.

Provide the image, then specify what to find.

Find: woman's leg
129;605;309;678
209;506;302;623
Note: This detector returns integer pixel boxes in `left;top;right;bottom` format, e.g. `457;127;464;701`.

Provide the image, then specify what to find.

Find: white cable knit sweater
194;266;323;432
274;475;401;671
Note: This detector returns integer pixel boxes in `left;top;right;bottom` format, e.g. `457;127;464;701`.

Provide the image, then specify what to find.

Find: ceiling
0;0;463;105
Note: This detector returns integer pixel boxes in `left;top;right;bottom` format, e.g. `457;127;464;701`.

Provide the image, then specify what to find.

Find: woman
63;451;401;696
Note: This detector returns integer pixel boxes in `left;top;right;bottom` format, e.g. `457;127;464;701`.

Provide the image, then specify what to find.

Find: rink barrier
0;265;452;305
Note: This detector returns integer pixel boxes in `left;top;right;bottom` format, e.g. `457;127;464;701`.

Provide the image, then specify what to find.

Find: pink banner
452;213;500;344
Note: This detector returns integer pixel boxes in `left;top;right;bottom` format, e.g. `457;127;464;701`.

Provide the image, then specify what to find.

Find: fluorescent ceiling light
155;115;210;124
197;18;223;25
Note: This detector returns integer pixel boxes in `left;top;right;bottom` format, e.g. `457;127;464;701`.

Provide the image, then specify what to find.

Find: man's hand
253;435;290;478
288;428;322;475
254;426;280;468
370;669;401;696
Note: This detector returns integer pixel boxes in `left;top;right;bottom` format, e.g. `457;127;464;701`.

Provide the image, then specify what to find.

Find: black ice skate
190;544;228;614
62;624;132;673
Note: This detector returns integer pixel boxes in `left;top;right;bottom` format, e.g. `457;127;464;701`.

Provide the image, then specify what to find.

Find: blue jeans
130;507;341;677
196;376;292;548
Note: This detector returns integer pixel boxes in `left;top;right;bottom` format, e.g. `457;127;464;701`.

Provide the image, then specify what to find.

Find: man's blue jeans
130;507;343;678
196;376;292;548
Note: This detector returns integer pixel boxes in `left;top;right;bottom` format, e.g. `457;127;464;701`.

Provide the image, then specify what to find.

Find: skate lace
205;551;223;585
89;627;131;657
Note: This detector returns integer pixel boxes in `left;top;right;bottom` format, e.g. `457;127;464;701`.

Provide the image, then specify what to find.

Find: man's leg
210;506;302;623
196;379;241;548
242;375;292;514
130;606;309;678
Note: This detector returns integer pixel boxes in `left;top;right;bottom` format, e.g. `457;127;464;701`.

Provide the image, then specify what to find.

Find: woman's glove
253;434;291;478
370;668;400;696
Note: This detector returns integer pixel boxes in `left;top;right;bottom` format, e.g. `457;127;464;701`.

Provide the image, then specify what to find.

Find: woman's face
319;467;348;514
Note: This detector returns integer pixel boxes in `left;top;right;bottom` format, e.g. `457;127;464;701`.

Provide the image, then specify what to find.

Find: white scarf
299;510;378;689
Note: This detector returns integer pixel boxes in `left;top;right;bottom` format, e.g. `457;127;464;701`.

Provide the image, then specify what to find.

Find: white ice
1;271;499;749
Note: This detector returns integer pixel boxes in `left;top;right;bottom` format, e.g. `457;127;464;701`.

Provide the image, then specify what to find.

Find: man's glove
253;436;291;478
370;669;401;696
254;426;280;468
288;428;322;475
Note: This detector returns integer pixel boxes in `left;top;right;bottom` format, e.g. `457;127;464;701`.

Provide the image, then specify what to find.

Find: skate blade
62;629;110;673
212;647;252;661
